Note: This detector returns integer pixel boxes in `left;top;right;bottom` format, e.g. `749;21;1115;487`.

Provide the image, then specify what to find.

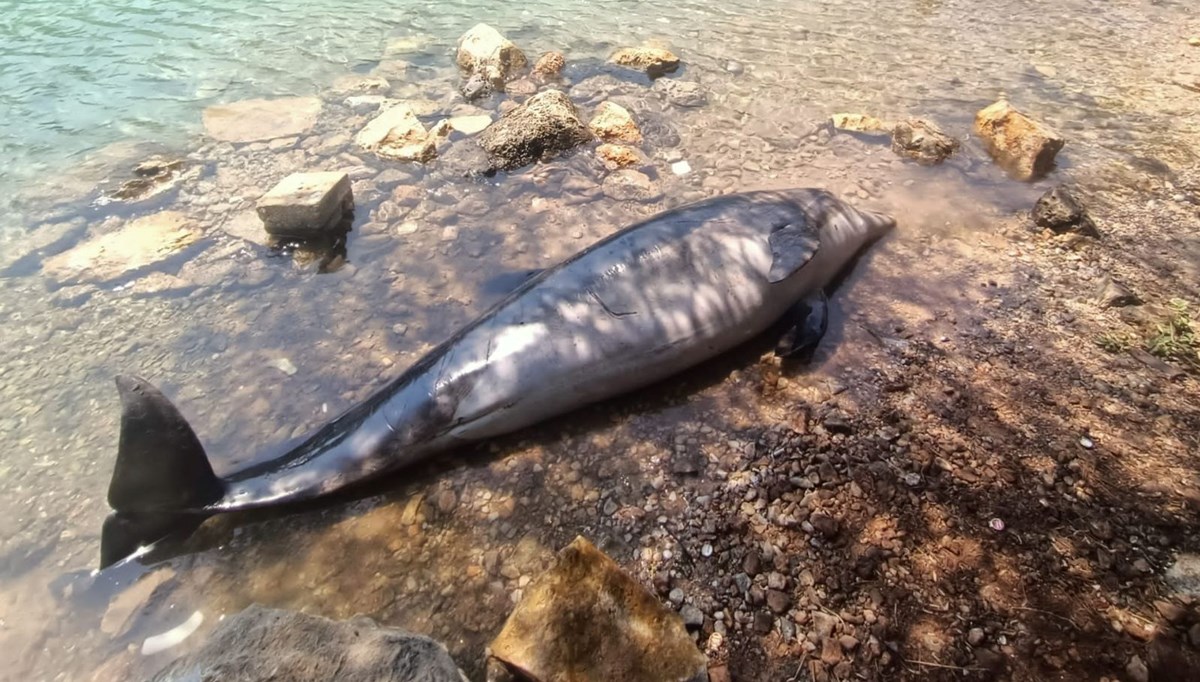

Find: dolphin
100;189;894;567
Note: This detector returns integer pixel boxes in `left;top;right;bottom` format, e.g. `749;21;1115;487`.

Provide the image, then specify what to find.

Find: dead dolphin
100;189;894;567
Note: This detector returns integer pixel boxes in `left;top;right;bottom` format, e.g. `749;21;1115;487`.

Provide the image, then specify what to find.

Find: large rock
974;100;1065;181
488;537;707;682
146;604;466;682
890;118;959;165
202;97;322;143
588;102;642;143
456;23;527;85
43;211;201;285
476;90;592;170
1032;185;1099;236
257;172;353;239
610;47;681;77
356;103;437;162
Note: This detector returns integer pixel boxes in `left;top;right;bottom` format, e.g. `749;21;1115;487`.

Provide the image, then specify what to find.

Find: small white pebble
671;160;692;176
1079;436;1095;449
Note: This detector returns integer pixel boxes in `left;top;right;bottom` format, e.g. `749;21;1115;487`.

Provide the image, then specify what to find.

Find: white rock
670;160;692;176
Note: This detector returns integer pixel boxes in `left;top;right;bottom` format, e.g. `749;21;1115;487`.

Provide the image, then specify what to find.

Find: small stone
256;172;352;238
701;543;713;558
1133;558;1152;573
670;160;692;176
680;605;704;629
653;79;706;107
667;587;686;605
1095;276;1140;308
708;665;731;682
435;488;457;514
839;635;860;651
743;553;762;576
43;212;201;285
1032;185;1099;235
967;627;986;646
1126;655;1149;682
460;73;493;102
809;513;839;538
1154;600;1187;625
766;589;791;614
505;79;537;96
602;169;662;202
610;47;680;77
766;572;786;590
823;410;852;433
1189;623;1200;647
270;358;298;376
596;144;643;170
588;102;642;143
448;115;493;135
891;118;959;165
753;612;775;635
532;51;566;82
974;100;1065;181
602;498;618;516
820;637;843;665
831;113;891;135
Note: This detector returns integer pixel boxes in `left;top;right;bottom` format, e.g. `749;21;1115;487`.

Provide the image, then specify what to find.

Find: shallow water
1;0;1198;679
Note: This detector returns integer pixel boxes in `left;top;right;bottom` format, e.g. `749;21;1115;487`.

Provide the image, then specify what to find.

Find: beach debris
487;536;707;682
974;100;1065;181
256;172;353;239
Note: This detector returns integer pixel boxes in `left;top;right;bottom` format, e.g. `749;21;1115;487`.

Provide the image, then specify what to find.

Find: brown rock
708;664;731;682
477;90;592;170
831;113;892;135
202;97;322;143
766;589;792;614
44;212;200;285
589;102;642;144
533;51;566;82
488;536;707;682
974;100;1065;181
891;118;959;165
602;169;662;203
456;23;527;85
610;47;681;77
257;172;353;238
505;79;538;97
596;144;644;170
820;637;844;665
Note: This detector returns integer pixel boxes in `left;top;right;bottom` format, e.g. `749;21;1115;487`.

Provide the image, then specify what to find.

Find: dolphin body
101;189;894;567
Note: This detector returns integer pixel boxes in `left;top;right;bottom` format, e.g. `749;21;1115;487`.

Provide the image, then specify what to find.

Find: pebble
669;587;686;605
269;357;298;376
766;589;791;614
968;627;986;646
680;605;705;629
701;543;713;557
1079;435;1095;449
670;160;692;176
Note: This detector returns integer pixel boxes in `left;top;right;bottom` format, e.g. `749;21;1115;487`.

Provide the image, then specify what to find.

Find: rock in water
456;23;527;86
602;169;662;202
145;604;466;682
653;79;706;108
830;113;892;136
202;97;322;143
610;47;681;77
487;536;707;682
43;211;200;285
1032;185;1099;236
257;172;353;239
890;118;959;165
974;100;1065;181
532;51;566;82
356;103;437;162
476;90;592;170
588;102;642;143
596;144;645;170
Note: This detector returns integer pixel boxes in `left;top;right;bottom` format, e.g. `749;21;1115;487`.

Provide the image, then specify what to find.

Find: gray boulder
476;90;592;170
147;604;466;682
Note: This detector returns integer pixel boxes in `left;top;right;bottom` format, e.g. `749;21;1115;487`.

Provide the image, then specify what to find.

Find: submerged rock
456;23;527;86
602;169;662;203
974;100;1065;181
532;51;566;82
257;172;353;239
356;103;438;162
146;604;467;682
202;97;322;143
487;536;707;682
610;47;681;77
460;72;494;102
890;118;959;165
449;114;494;135
588;102;642;143
107;156;189;202
830;113;892;135
1032;185;1099;236
653;79;706;108
43;211;201;285
596;144;646;170
477;90;592;170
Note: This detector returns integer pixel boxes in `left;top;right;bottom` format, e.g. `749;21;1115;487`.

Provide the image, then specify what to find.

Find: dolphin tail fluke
100;375;226;568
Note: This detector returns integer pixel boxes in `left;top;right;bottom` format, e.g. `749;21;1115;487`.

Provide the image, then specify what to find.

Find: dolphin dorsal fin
767;222;820;283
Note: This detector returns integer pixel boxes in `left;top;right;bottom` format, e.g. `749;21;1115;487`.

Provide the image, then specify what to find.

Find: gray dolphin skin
100;189;894;567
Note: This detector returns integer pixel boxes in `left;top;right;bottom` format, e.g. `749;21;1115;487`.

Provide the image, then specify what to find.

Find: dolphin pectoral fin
775;291;829;361
767;223;820;283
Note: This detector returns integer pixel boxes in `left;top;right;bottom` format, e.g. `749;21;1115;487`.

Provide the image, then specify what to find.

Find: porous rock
257;172;353;238
456;23;527;85
596;144;645;170
610;47;681;77
602;169;662;203
476;90;592;170
532;51;566;82
1032;185;1099;236
890;118;959;165
202;97;322;144
589;102;642;143
146;604;466;682
974;100;1065;181
487;536;707;682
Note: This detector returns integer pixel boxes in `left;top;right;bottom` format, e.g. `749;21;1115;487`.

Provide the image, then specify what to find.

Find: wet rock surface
256;172;353;238
146;604;467;682
477;90;592;170
42;211;200;285
456;23;527;86
487;537;707;682
890;118;959;165
610;47;681;77
653;79;707;108
974;100;1066;181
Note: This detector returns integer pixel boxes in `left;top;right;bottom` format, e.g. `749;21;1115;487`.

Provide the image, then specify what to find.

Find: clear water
0;0;1197;679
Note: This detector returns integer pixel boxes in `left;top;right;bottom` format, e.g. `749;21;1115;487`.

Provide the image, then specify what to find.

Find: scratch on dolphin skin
588;290;637;318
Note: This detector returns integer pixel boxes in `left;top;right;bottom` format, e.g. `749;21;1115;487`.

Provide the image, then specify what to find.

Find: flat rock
477;90;592;170
457;23;527;85
202;97;322;143
1166;553;1200;597
891;118;959;165
257;172;353;239
107;156;189;202
488;536;707;682
653;79;706;108
146;604;466;682
610;47;681;77
1032;185;1099;236
831;113;892;135
449;114;493;135
330;74;390;95
602;169;662;202
43;211;201;285
589;102;642;143
596;144;645;170
974;100;1065;181
356;104;437;162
